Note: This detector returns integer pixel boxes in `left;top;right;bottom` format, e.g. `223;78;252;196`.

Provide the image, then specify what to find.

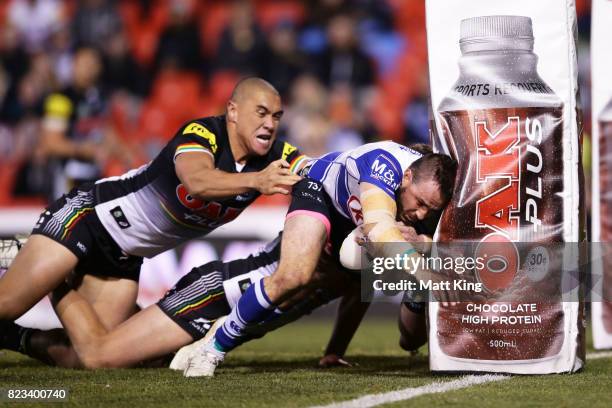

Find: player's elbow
181;175;207;198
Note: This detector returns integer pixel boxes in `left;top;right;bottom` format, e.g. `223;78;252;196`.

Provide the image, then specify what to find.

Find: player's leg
23;275;141;367
78;305;193;368
398;302;427;352
0;236;79;357
0;186;99;322
73;275;140;329
78;261;232;368
0;235;78;320
213;214;327;354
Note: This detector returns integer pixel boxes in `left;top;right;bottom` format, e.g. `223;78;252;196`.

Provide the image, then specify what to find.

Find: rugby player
1;221;431;369
0;78;306;362
189;143;457;376
1;233;371;368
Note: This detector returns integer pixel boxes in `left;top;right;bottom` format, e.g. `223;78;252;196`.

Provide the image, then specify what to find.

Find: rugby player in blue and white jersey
0;78;306;360
1;232;372;369
189;142;457;376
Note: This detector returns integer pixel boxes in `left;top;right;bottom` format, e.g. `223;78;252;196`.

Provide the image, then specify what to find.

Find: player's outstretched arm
359;182;408;243
359;182;458;304
319;282;369;368
175;153;301;200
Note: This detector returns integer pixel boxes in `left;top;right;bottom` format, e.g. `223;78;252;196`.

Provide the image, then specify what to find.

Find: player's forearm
182;168;257;200
324;286;369;357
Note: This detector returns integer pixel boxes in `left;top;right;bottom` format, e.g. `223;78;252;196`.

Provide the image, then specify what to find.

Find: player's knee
78;339;119;369
80;348;119;369
80;351;104;369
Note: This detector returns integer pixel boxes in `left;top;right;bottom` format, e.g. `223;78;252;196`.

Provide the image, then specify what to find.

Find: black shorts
31;184;143;281
158;235;282;340
286;177;355;262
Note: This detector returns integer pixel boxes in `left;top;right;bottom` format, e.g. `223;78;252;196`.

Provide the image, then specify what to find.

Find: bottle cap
460;15;534;53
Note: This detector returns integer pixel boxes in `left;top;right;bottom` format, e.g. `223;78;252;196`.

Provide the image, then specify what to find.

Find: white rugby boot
183;316;228;377
170;316;227;371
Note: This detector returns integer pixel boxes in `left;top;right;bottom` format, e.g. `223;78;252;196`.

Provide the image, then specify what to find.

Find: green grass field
1;315;611;407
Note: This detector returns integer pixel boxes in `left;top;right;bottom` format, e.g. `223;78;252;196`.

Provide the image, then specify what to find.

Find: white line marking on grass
309;375;508;408
587;351;612;360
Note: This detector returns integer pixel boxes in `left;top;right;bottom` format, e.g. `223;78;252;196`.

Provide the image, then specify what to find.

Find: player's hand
255;159;302;195
318;354;354;368
397;222;432;254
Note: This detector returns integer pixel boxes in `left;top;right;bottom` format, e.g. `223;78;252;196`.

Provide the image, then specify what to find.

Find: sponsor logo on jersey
238;278;252;294
190;318;212;334
281;142;297;160
235;192;254;202
370;154;400;190
176;184;243;227
110;206;131;229
76;241;88;254
347;195;363;224
183;122;218;153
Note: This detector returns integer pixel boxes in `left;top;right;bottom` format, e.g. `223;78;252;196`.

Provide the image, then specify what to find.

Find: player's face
235;90;283;156
397;172;444;224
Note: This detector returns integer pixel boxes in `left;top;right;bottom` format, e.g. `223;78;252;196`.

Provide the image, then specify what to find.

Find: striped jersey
306;141;423;224
93;115;304;258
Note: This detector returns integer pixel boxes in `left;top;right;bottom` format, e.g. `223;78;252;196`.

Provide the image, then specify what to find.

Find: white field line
308;375;508;408
587;351;612;360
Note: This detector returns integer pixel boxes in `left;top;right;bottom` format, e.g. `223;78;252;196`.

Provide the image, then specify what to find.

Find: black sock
0;320;26;352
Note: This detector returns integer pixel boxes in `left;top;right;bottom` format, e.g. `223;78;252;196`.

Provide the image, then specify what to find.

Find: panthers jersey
93;115;304;258
306;141;422;225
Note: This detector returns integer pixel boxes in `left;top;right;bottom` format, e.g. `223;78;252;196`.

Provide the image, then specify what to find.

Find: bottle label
436;107;566;360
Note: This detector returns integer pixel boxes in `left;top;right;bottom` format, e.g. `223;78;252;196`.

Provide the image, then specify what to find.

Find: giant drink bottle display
432;15;584;372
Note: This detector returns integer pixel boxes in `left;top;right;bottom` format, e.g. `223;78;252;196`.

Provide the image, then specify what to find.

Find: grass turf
1;316;611;408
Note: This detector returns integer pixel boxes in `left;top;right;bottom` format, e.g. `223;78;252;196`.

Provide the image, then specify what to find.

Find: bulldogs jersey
93;115;303;258
306;142;422;225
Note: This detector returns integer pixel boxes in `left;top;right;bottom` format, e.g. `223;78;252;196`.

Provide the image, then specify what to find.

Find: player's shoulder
268;139;302;166
358;141;423;169
177;115;228;154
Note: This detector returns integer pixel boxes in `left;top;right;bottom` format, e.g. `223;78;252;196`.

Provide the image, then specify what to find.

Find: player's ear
227;100;238;123
403;169;413;185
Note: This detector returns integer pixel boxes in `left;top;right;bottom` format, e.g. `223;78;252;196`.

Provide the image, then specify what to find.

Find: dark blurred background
0;0;592;208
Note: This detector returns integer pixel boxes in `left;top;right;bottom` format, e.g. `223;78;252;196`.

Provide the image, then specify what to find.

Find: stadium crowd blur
0;0;593;208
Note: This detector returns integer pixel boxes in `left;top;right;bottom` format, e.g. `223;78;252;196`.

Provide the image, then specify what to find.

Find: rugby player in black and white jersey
0;233;368;368
0;78;308;361
0;223;430;369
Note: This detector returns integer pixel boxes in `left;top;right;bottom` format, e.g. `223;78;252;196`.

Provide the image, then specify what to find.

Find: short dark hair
409;152;457;204
408;143;434;155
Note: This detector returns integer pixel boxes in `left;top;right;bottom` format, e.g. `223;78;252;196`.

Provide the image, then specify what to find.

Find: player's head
226;77;282;157
397;147;457;224
73;47;102;90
